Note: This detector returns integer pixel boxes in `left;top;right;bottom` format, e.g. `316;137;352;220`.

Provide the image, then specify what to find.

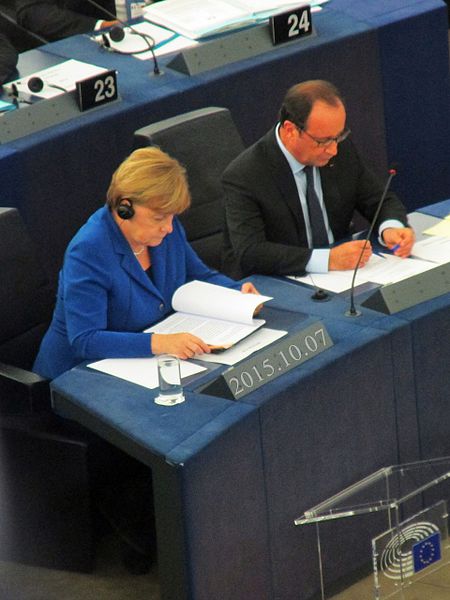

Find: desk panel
52;298;408;599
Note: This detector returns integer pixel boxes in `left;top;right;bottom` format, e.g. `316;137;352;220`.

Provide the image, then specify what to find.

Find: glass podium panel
294;457;450;599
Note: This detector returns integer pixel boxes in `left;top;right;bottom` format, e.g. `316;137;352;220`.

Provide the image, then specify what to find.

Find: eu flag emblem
413;532;441;573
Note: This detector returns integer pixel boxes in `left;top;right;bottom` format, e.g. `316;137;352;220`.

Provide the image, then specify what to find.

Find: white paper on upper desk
410;236;450;264
172;280;272;325
197;327;287;365
4;59;107;99
87;357;205;389
423;219;450;238
144;0;253;39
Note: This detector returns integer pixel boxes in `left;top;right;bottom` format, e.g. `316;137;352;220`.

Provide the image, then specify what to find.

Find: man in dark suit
0;33;18;84
16;0;119;42
222;80;414;278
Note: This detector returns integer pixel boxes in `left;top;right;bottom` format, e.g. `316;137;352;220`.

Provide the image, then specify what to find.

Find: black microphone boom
85;0;161;75
345;167;397;317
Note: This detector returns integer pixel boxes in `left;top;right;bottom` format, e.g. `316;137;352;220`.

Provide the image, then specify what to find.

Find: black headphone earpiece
117;199;135;220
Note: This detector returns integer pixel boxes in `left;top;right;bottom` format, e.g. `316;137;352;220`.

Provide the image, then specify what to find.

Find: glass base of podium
295;457;450;599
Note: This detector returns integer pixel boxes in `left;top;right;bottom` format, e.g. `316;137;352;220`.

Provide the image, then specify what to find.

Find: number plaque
270;5;313;46
76;70;118;112
198;321;333;400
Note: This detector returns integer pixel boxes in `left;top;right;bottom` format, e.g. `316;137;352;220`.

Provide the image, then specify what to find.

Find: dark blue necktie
304;166;329;247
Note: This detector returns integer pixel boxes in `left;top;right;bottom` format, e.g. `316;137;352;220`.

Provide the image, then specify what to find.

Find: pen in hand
390;243;401;253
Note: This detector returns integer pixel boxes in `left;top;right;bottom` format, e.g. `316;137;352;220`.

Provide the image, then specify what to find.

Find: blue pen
391;243;401;253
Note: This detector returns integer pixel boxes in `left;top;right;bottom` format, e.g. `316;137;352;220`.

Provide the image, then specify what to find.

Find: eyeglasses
296;124;351;147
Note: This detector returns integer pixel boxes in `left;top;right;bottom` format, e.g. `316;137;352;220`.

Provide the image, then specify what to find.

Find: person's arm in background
16;0;115;41
0;33;18;85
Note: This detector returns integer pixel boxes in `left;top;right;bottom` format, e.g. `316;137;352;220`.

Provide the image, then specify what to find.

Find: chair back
133;107;245;271
0;207;54;370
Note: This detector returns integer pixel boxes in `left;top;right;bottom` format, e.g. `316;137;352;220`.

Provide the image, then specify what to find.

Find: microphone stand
86;0;162;76
345;168;397;317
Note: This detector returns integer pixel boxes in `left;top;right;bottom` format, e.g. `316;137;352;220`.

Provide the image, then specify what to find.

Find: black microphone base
149;69;164;77
311;289;331;302
345;307;362;317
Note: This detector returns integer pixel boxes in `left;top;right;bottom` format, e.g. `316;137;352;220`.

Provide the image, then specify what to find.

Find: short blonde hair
107;147;191;214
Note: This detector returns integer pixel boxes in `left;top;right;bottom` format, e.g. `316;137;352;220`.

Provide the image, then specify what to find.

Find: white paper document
4;59;108;99
411;236;450;264
423;219;450;238
87;357;205;389
143;0;328;39
94;21;179;60
287;250;443;293
198;327;287;365
146;280;272;348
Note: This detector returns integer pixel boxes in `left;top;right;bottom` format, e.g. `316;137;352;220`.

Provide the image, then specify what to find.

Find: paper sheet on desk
97;21;188;60
4;59;107;99
287;251;441;293
423;219;450;238
287;255;387;293
197;327;287;365
87;357;205;389
411;236;450;264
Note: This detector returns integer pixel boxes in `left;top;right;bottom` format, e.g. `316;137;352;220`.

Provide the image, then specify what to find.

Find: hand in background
382;227;415;257
240;281;262;315
100;20;121;29
329;240;372;270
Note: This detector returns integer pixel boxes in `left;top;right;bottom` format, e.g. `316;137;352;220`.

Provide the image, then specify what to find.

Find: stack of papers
143;0;329;40
288;247;448;294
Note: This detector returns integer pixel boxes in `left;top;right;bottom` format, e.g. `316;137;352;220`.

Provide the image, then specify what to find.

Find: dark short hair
279;80;345;127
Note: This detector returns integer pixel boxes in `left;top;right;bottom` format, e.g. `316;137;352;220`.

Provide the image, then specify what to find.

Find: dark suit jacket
16;0;116;42
0;33;18;84
222;127;408;278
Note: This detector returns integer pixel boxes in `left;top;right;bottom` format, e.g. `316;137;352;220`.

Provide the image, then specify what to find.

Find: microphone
85;0;162;76
345;166;398;317
0;8;49;46
27;76;68;94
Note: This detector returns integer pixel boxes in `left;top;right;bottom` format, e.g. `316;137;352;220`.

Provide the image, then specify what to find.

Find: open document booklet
145;280;272;349
87;281;277;387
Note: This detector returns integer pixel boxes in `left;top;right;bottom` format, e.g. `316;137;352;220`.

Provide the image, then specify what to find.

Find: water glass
155;355;185;405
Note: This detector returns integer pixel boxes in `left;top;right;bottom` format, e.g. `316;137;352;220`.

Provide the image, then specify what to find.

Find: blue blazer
34;206;238;379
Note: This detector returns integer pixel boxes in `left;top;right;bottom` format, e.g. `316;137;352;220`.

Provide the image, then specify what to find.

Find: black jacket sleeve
0;34;18;85
16;0;105;42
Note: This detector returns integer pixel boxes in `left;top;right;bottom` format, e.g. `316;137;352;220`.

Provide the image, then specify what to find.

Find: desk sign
199;321;333;400
76;70;118;112
270;5;313;45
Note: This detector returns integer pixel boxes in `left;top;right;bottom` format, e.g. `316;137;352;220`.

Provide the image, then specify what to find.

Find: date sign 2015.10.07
200;321;333;400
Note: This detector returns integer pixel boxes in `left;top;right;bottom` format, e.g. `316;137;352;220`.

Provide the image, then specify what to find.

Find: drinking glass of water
155;355;185;405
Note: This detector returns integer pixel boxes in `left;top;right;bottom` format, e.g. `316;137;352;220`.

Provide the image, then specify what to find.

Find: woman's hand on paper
151;332;210;359
240;281;263;315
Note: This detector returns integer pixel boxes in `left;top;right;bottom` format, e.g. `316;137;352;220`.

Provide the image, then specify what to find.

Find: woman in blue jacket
34;146;257;379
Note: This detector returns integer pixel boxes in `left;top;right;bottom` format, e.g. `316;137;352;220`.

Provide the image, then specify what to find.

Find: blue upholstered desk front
52;285;416;600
